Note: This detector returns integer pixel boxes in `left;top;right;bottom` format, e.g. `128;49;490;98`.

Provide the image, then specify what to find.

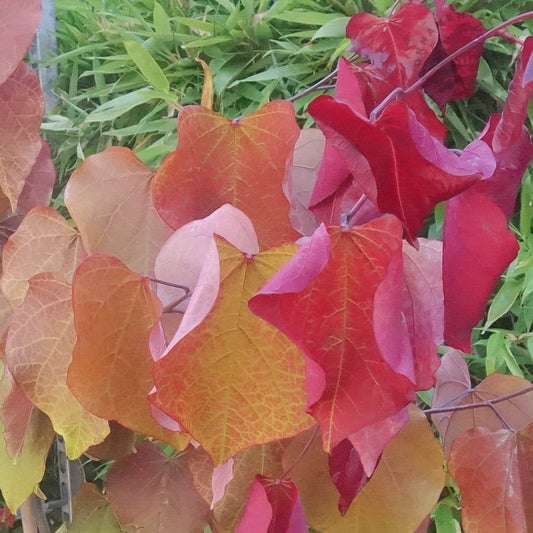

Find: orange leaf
106;441;210;531
65;147;173;276
283;405;445;532
152;239;312;464
5;273;109;459
449;424;533;533
67;253;187;450
151;101;300;248
0;63;44;210
1;207;85;307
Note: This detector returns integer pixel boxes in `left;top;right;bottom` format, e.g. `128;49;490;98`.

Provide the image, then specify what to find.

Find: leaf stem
288;68;339;103
149;277;192;313
370;10;533;120
341;194;367;227
423;384;533;415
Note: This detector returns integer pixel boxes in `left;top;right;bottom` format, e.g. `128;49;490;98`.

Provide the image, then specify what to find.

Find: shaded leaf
152;239;312;464
65;147;173;276
0;0;41;84
0;63;44;210
1;207;85;307
443;191;519;352
448;425;533;533
67;253;187;449
282;405;445;532
250;218;415;451
106;441;210;532
5;273;109;459
68;483;126;533
152;101;299;248
86;421;136;461
431;349;533;456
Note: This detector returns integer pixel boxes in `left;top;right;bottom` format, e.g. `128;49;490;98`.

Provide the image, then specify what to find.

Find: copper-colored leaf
65;147;172;276
432;349;533;456
0;0;41;84
5;273;109;458
86;421;136;461
106;441;210;532
1;207;85;307
0;360;55;511
283;405;445;532
152;239;312;464
250;218;415;451
0;63;44;210
67;253;187;450
151;101;299;248
449;425;533;533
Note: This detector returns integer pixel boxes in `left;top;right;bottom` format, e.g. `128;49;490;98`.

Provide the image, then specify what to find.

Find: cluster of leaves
0;0;533;532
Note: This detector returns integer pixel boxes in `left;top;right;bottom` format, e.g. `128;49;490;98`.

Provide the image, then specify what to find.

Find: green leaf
153;2;171;35
124;40;169;93
270;11;340;25
312;17;350;39
434;503;461;533
485;277;522;330
229;64;311;86
84;88;158;123
485;330;505;375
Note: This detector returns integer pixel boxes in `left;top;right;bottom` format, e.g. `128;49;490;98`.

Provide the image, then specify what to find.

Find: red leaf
443;191;519;352
402;239;443;390
0;0;41;84
152;101;299;248
346;3;438;86
449;425;533;533
422;0;485;106
236;476;306;533
308;97;484;244
250;217;415;451
328;439;369;515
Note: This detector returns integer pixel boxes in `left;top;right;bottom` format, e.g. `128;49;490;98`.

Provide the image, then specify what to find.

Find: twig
149;277;190;293
370;10;533;120
423;384;533;415
288;68;339;103
341;194;367;227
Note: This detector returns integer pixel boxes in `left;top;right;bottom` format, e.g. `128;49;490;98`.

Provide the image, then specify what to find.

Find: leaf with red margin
0;360;55;512
106;441;210;532
0;0;41;84
442;191;519;352
448;425;533;533
282;405;445;532
422;0;485;107
250;217;415;452
65;147;173;276
402;239;443;390
308;97;484;244
1;207;86;308
151;239;312;464
67;253;188;450
236;475;306;533
346;3;438;86
0;63;44;210
152;101;299;248
431;349;533;456
5;273;109;459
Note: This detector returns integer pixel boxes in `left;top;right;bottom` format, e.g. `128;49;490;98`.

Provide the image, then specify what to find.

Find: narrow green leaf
485;331;505;375
153;2;171;35
312;17;350;39
124;40;169;93
485;277;522;330
229;64;311;86
84;88;157;123
269;11;340;25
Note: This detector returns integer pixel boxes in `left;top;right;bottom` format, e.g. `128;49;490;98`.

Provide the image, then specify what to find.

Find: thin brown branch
424;384;533;415
371;10;533;119
288;68;339;103
162;291;193;313
149;277;190;293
